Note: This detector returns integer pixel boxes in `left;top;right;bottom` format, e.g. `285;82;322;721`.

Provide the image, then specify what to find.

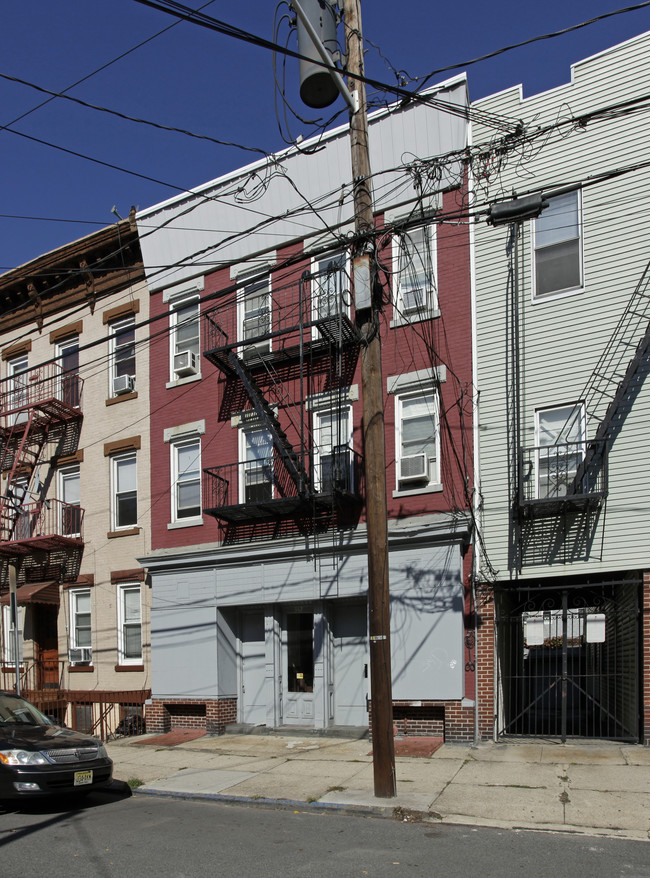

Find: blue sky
2;0;650;272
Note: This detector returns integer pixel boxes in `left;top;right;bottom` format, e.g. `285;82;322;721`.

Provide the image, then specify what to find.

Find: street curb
132;787;650;840
133;786;397;820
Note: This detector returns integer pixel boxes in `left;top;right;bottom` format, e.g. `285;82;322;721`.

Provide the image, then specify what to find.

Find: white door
283;611;314;726
241;612;267;726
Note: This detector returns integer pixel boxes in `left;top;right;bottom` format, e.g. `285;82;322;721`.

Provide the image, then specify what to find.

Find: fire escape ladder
573;260;650;492
224;349;311;497
0;410;48;538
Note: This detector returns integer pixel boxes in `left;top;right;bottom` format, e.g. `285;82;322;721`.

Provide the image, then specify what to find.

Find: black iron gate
496;582;639;742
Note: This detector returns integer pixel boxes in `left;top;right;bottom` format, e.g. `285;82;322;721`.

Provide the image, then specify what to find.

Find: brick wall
475;583;495;740
146;697;237;735
641;571;650;747
370;700;475;743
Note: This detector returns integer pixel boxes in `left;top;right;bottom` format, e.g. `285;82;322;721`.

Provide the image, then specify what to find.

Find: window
170;295;200;379
2;604;23;665
117;583;142;664
109;316;136;396
313;407;352;493
172;437;202;521
59;465;81;536
535;404;586;499
111;452;137;530
534;190;582;297
394;225;437;320
7;354;28;425
238;278;271;358
69;589;91;651
240;426;273;504
8;476;30;540
395;390;440;492
311;252;349;330
57;337;80;407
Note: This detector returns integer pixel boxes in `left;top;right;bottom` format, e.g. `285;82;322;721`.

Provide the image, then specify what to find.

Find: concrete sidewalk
105;733;650;841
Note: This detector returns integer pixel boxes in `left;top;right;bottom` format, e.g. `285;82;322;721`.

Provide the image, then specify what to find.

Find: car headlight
96;743;108;759
0;749;51;766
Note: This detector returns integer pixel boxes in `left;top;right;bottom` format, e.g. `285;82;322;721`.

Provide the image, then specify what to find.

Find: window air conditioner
68;647;92;664
112;374;135;396
398;453;428;482
173;351;198;377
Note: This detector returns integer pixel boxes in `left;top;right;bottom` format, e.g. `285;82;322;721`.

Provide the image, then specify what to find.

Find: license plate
74;770;93;786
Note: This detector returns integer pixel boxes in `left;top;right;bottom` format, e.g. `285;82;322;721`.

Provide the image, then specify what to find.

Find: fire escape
201;266;362;525
519;259;650;519
0;363;84;582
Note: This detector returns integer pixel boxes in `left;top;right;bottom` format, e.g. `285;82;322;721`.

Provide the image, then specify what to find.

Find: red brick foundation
370;700;475;743
475;583;495;741
146;698;237;736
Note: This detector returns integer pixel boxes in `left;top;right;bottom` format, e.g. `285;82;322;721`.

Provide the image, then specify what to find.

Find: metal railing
0;499;84;544
0;363;83;420
518;440;608;511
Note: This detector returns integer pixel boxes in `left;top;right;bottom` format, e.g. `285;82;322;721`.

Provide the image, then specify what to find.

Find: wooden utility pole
345;0;396;798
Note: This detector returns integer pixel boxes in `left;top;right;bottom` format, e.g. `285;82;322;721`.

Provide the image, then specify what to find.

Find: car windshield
0;694;51;726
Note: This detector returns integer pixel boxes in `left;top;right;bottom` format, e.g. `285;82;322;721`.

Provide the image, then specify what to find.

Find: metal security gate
496;583;639;742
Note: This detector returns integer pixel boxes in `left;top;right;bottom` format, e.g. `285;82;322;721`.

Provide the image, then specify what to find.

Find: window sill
115;664;144;672
390;308;440;329
393;482;443;498
107;527;140;539
532;285;583;304
167;517;204;530
106;391;138;406
166;373;202;389
69;665;94;673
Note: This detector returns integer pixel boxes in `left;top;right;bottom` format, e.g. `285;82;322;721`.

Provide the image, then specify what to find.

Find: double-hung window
535;404;586;499
313;407;352;493
172;437;202;521
110;316;136;396
2;604;23;665
170;295;200;379
311;252;349;332
394;225;437;321
69;589;91;661
117;583;142;665
534;190;582;298
111;452;138;530
239;278;271;358
59;465;81;536
395;390;440;492
7;354;28;425
57;336;80;408
241;426;273;504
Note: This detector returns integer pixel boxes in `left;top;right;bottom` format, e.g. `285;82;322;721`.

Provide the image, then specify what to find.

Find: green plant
127;777;144;789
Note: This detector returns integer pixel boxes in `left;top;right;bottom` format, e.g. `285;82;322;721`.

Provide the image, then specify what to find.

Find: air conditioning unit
398;453;428;482
173;350;198;377
112;374;135;396
68;647;92;664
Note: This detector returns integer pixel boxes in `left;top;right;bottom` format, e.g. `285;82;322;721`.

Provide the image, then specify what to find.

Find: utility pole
345;0;396;798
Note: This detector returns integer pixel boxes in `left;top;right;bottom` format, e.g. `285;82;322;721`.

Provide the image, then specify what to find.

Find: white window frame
239;424;274;505
394;389;441;496
171;436;202;524
109;315;136;396
56;336;80;408
69;588;92;655
169;293;200;382
58;464;81;537
237;277;272;357
392;224;438;324
2;604;23;665
533;190;583;301
534;403;586;499
312;405;353;493
111;452;138;531
7;354;28;425
117;582;142;665
310;251;350;339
